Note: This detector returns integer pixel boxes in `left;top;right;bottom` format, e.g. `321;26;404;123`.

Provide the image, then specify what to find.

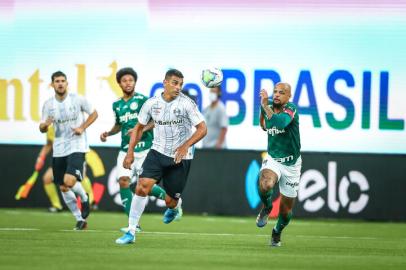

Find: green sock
259;188;273;210
119;187;133;216
149;185;166;200
274;212;292;233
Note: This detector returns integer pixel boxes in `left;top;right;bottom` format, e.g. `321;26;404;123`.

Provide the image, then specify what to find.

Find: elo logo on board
298;161;369;214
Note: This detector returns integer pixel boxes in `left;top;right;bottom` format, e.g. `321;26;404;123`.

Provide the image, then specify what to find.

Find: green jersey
113;93;153;152
261;101;301;165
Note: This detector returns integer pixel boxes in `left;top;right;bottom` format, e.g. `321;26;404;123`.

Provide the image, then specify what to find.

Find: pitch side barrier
1;145;405;221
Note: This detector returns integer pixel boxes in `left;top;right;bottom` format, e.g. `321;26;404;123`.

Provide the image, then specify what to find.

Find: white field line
57;229;380;240
3;227;401;241
0;228;40;231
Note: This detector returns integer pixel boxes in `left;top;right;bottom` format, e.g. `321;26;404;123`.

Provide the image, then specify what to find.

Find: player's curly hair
116;67;138;83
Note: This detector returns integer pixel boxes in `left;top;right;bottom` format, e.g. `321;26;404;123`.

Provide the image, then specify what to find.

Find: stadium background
1;0;406;220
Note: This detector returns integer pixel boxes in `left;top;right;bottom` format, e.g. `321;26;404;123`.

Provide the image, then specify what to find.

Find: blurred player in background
257;82;302;247
34;125;63;212
116;69;207;244
100;67;178;231
39;71;98;230
202;86;228;149
34;125;96;212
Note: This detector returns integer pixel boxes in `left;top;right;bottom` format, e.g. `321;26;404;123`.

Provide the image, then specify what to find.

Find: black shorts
52;152;85;185
140;149;191;199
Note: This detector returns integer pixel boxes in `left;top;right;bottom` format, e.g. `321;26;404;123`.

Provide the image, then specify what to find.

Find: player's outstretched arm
100;124;121;142
123;122;145;169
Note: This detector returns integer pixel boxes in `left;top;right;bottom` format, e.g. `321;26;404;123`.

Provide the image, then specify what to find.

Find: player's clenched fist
123;154;134;169
100;131;109;142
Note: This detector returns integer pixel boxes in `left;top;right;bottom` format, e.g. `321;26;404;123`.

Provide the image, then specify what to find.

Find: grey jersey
202;102;228;148
138;93;205;159
41;93;94;157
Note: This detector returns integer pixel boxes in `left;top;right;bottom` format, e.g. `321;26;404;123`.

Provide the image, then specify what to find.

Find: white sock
62;190;83;221
71;182;88;202
176;197;182;209
128;194;148;235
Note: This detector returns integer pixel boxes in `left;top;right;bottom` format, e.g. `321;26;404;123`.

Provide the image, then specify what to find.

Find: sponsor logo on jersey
130;102;138;110
285;181;298;188
273;155;294;163
55;116;79;124
173;108;181;117
135;141;146;149
119;112;138;123
152;105;162;115
154;119;184;126
267;127;285;136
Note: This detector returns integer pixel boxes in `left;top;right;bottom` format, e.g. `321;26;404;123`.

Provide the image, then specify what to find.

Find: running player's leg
271;195;294;247
116;150;160;244
64;153;89;219
116;177;156;244
133;149;183;221
271;157;301;246
161;157;191;224
54;156;85;229
116;151;134;216
81;162;95;205
134;149;166;200
256;155;281;227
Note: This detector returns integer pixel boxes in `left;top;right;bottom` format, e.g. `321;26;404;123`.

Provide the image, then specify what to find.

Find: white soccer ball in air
201;68;223;88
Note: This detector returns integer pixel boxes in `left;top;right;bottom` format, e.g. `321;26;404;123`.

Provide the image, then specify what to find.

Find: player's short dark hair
116;67;138;83
51;71;67;82
165;69;184;80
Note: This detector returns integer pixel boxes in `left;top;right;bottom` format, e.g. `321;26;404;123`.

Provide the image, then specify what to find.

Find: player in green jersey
100;68;180;231
256;82;302;247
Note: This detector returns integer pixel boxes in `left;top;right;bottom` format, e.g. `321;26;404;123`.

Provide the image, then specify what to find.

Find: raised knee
136;183;149;196
259;171;276;191
118;177;130;188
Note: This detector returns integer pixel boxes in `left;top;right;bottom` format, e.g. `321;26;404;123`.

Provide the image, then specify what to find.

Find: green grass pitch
0;209;405;270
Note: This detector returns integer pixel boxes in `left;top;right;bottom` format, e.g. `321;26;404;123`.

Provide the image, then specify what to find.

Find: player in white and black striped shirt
39;71;98;230
116;69;207;245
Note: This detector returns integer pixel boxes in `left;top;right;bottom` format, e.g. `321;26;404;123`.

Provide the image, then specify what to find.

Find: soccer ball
201;68;223;88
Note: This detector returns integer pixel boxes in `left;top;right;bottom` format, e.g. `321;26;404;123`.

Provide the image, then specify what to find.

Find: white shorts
260;154;302;198
116;149;149;180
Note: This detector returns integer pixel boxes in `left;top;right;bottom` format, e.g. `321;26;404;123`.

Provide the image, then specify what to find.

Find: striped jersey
112;93;153;152
261;101;301;165
138;93;205;159
41;93;94;157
